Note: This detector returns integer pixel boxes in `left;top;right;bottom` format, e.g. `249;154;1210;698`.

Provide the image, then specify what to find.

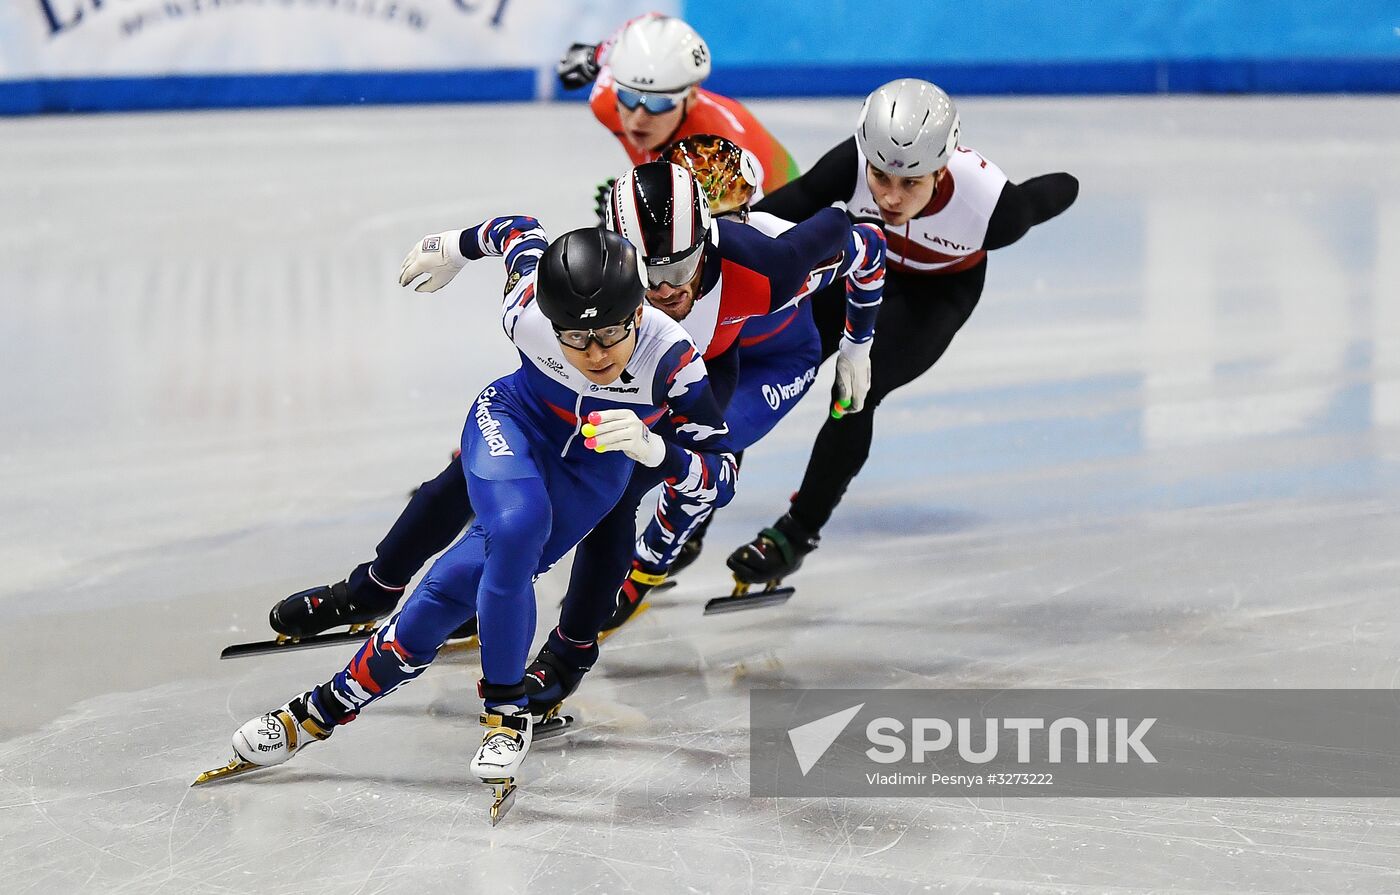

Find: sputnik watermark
787;703;862;775
789;704;1155;783
751;690;1400;797
866;715;1157;764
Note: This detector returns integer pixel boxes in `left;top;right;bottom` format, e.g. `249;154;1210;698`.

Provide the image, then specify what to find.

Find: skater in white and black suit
726;78;1080;585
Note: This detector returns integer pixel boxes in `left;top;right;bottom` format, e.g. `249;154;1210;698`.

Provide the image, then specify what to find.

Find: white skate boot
192;694;332;785
471;705;532;825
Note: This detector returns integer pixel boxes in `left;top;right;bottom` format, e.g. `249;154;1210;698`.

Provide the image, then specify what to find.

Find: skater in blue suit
197;220;736;823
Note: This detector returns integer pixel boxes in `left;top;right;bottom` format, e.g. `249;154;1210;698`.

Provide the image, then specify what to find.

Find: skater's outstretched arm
752;137;859;221
715;206;851;313
558;10;663;89
751;219;884;415
457;216;550;336
459;215;548;266
824;223;886;415
983;174;1080;251
397;215;550;337
776;222;886;335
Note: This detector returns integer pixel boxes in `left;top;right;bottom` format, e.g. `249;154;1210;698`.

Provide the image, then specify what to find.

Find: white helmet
855;78;960;176
608;16;711;94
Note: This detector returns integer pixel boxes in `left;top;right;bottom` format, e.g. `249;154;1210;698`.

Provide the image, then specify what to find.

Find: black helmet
608;161;712;287
535;227;646;330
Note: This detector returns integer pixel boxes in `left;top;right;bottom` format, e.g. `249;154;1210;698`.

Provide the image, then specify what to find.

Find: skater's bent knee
410;577;474;617
486;501;550;553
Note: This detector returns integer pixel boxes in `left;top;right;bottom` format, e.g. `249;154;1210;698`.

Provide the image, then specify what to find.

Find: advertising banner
0;0;668;77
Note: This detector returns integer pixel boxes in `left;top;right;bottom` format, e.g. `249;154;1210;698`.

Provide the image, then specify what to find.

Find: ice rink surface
2;95;1399;893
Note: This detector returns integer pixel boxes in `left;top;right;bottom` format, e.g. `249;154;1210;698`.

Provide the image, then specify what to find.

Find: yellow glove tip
581;423;597;438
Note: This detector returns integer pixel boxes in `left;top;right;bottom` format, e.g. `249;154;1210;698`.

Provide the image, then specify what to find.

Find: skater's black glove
594;177;617;226
556;43;601;91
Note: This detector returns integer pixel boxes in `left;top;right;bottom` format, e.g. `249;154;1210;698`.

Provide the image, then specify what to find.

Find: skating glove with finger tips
833;336;872;416
399;229;468;293
581;409;667;467
556;43;601;90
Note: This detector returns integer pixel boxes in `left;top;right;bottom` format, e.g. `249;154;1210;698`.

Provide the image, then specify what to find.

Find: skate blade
703;586;795;615
220;624;378;660
597;601;651;643
191;757;262;786
487;780;517;826
533;713;575;741
438;633;481;655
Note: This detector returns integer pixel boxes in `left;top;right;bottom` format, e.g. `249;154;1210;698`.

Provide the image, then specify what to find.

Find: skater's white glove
581;409;666;467
399;230;468;293
832;336;872;417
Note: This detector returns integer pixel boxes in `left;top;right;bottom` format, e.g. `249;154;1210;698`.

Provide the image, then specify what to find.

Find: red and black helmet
608;161;713;288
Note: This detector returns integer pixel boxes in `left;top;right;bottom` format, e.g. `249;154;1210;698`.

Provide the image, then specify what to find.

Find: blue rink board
3;58;1398;115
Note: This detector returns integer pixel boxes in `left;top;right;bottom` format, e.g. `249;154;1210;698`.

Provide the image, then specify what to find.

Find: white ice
2;96;1399;893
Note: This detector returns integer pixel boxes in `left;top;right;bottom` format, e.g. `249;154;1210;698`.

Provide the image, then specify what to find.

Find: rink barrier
0;68;536;115
701;58;1400;98
3;58;1397;115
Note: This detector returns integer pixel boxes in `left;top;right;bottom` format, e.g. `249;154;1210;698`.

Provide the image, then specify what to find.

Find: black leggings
369;459;473;588
790;263;986;532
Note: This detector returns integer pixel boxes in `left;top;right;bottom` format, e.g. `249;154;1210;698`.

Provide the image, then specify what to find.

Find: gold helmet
658;134;761;218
